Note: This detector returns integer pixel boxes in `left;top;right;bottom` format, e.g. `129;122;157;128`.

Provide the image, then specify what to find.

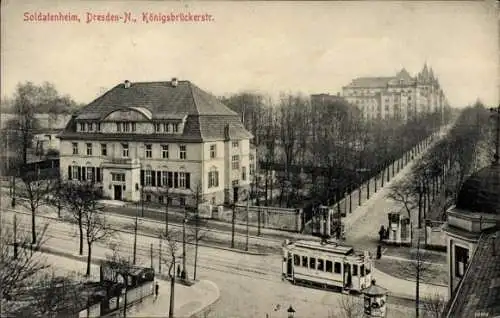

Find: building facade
442;163;500;317
58;79;256;207
341;64;448;121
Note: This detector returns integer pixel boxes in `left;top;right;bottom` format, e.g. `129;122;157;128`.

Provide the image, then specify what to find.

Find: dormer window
131;122;136;132
164;123;169;132
79;123;85;131
173;124;178;133
88;123;93;132
155;123;161;132
116;123;122;132
96;123;101;132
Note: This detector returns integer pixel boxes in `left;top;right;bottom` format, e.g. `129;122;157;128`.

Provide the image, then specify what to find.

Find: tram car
282;239;373;293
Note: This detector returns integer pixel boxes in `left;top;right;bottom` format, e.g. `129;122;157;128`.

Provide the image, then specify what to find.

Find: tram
282;239;373;293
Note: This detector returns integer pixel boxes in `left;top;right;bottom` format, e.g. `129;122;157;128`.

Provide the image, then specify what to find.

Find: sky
1;0;498;107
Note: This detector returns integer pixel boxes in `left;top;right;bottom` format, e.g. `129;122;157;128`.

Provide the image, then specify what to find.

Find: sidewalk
42;252;220;318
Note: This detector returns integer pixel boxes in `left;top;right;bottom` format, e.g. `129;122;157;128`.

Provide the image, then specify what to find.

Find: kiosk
362;279;388;317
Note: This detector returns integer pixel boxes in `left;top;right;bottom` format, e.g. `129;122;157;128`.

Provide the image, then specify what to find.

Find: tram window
294;255;300;266
360;264;365;276
365;264;371;275
317;259;324;271
353;264;358;276
309;257;316;269
334;262;341;274
302;256;308;267
326;260;333;273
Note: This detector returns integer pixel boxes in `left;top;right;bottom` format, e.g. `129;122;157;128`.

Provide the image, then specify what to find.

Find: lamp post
133;201;138;265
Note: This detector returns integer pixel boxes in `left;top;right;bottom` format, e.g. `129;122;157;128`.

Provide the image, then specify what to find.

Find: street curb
184;280;221;318
4;208;271;257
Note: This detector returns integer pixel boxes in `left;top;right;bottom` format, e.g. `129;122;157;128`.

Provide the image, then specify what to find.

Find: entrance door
343;263;352;289
114;185;122;200
233;187;239;203
287;256;293;277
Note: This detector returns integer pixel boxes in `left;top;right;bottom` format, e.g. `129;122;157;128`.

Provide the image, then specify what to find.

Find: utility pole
141;186;145;217
133;202;138;265
245;190;250;251
158;238;162;273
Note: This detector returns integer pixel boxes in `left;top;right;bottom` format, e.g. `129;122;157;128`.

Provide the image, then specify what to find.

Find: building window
232;155;239;170
101;144;107;156
250;164;255;176
155;123;161;132
122;143;129;157
455;245;469;278
242;166;246;181
86;143;92;156
123;122;130;132
145;170;152;186
353;264;358;276
86;167;93;181
145;144;152;158
72;166;79;180
210;144;216;159
72;142;79;155
96;123;101;132
161;145;169;159
208;169;219;188
179;172;186;188
179;145;186;160
162;171;168;187
116;123;121;132
232;141;239;148
88;123;93;131
131;122;136;132
173;124;178;133
164;123;170;133
232;180;239;187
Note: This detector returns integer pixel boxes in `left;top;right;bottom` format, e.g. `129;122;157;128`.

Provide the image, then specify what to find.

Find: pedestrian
177;264;181;278
154;281;159;300
378;225;385;242
376;244;382;259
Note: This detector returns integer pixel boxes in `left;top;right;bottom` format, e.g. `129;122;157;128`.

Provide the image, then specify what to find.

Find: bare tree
328;295;364;318
160;229;181;318
0;215;49;317
24;271;87;318
61;181;101;256
386;176;418;220
187;184;210;281
19;174;52;244
105;243;138;318
83;205;115;276
47;177;64;219
422;292;447;318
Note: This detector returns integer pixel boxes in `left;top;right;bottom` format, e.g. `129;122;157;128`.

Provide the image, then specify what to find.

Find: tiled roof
345;77;393;88
60;80;252;142
447;229;500;317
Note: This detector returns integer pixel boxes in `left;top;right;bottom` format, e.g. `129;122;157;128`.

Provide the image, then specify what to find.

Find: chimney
124;80;131;89
171;77;178;87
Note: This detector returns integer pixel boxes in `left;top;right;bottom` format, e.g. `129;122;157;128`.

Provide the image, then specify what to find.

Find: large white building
342;64;448;121
58;78;256;207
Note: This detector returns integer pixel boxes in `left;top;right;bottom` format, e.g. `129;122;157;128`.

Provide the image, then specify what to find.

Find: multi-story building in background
341;64;448;121
58;78;256;207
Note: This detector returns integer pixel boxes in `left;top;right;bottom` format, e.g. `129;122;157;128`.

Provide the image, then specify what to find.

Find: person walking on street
154;281;159;301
